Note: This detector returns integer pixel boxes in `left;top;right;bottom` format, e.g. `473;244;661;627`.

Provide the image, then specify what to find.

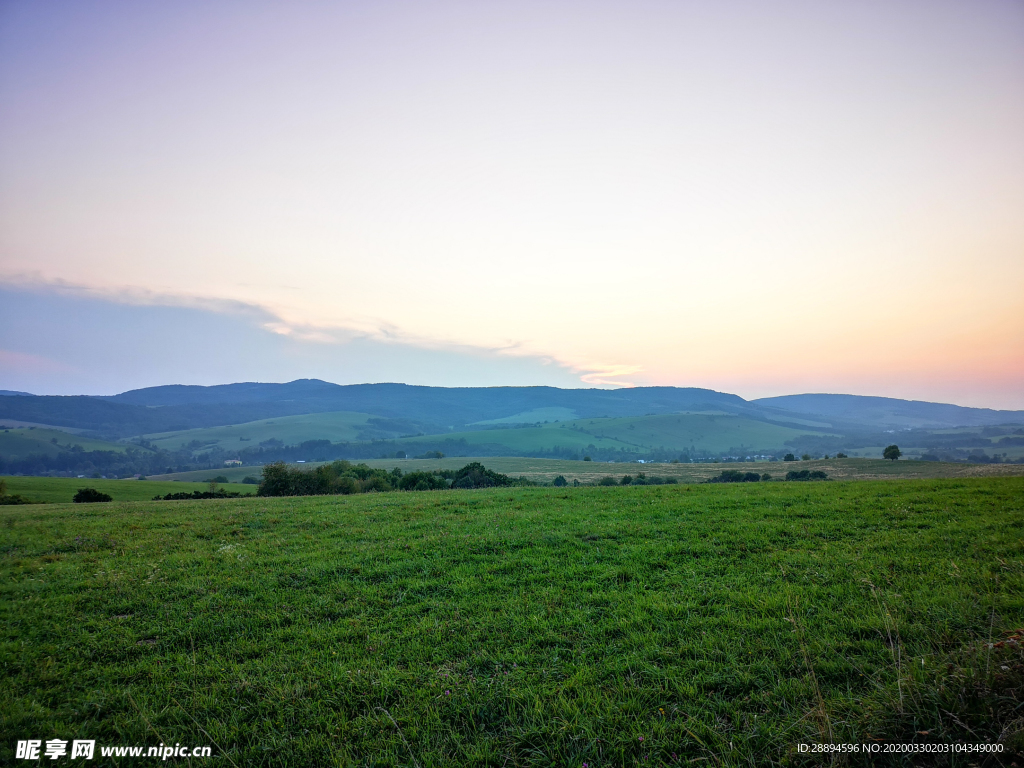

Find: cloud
0;280;597;394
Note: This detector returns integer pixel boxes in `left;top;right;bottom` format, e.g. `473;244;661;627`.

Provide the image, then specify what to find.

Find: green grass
472;407;579;425
143;411;379;453
0;476;255;504
2;479;1022;765
0;427;135;460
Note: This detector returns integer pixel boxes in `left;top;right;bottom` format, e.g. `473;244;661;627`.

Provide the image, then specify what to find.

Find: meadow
0;476;255;504
1;478;1022;765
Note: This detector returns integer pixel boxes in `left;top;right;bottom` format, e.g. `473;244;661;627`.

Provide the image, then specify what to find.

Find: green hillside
561;412;832;454
397;412;828;456
143;411;381;453
0;426;133;459
472;407;578;425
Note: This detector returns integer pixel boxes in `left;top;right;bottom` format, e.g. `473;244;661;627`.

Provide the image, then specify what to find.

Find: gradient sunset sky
1;1;1022;407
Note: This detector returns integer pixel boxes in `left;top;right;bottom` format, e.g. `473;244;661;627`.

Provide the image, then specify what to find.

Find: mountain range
1;380;1021;439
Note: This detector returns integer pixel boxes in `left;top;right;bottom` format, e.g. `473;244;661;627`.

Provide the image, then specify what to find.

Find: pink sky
1;1;1022;406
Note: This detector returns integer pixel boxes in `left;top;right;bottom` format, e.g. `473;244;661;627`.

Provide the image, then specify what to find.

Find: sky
1;0;1022;408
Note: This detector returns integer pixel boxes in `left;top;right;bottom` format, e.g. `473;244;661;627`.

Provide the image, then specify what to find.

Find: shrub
707;470;760;483
785;470;828;481
153;490;251;500
242;476;259;484
784;453;796;462
598;476;618;486
73;488;113;503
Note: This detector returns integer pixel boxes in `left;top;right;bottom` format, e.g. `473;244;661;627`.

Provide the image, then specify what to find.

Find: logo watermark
16;740;212;760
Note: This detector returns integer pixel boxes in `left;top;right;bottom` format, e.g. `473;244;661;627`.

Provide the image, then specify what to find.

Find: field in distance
2;478;1021;763
0;425;135;459
140;411;382;453
1;476;254;504
394;413;832;456
142;411;831;459
148;455;1024;485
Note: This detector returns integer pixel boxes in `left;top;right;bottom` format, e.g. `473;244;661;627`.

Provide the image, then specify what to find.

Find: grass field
0;426;134;460
142;411;379;453
2;479;1022;764
148;456;1024;486
0;476;255;504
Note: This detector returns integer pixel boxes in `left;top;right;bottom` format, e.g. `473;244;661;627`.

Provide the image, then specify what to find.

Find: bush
784;454;796;462
583;456;592;461
785;470;828;481
256;460;512;497
73;488;113;503
707;470;760;483
241;476;259;484
449;462;514;489
153;490;251;500
0;495;37;507
598;476;618;486
553;475;568;487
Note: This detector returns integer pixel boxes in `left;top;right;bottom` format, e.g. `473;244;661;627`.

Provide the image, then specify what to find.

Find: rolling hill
2;382;1022;469
0;426;135;460
143;411;397;453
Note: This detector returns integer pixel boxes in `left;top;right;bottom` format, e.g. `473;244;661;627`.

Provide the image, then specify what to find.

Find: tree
783;453;796;462
883;444;901;461
553;475;567;487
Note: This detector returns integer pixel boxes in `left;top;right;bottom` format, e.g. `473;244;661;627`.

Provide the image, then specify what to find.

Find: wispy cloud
0;277;637;390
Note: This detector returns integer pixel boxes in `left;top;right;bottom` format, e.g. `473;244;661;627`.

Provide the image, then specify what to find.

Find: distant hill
1;380;1021;442
754;394;1024;429
0;390;34;396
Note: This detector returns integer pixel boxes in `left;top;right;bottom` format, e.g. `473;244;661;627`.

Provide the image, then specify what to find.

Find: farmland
1;478;1022;764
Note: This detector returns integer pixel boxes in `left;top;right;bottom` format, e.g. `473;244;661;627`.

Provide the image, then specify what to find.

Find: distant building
224;459;242;466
